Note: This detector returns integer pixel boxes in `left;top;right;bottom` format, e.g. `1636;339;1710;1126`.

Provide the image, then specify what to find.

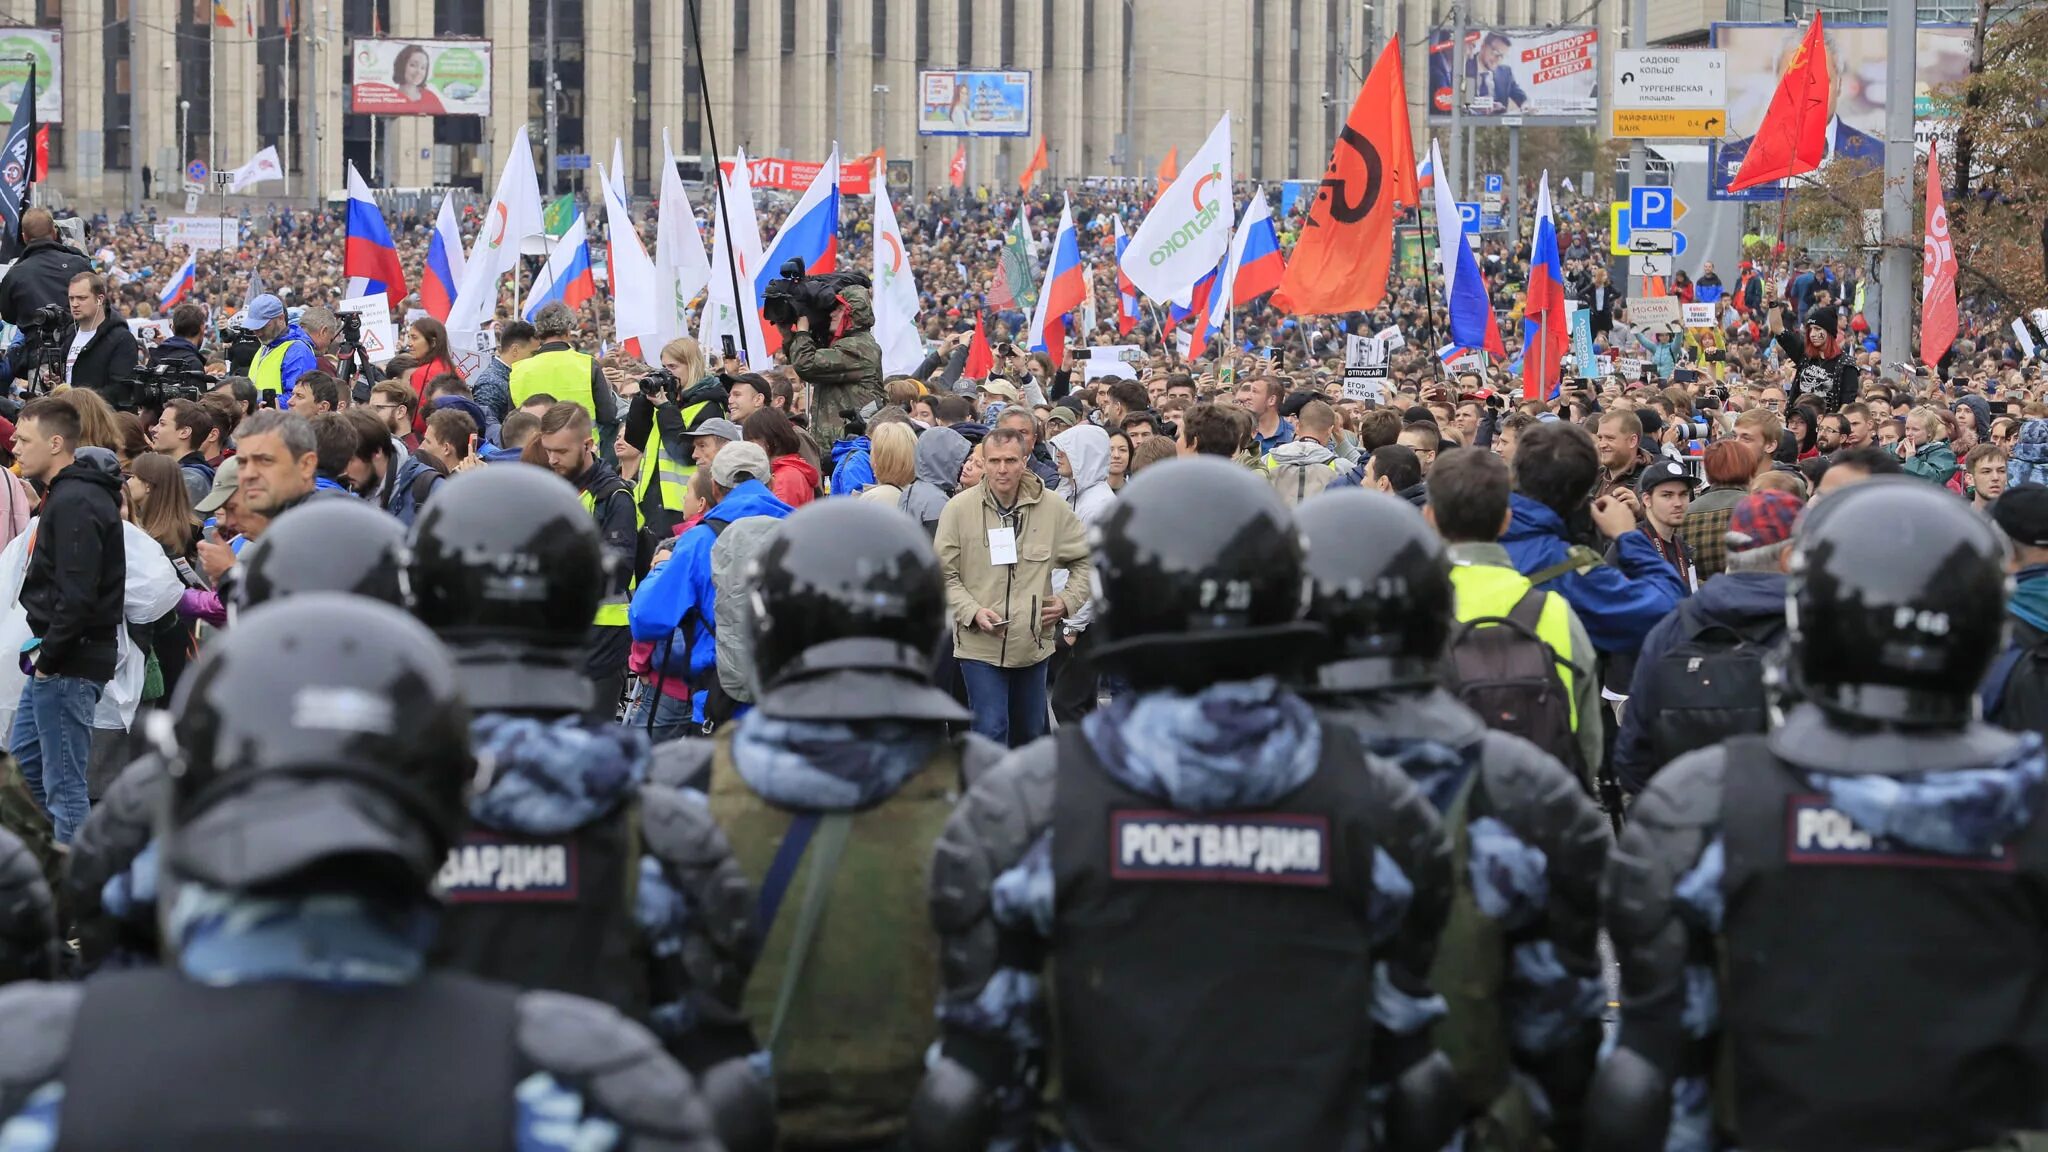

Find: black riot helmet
1789;477;2009;728
1090;456;1321;690
236;498;411;613
157;594;472;895
406;464;603;714
0;830;58;983
1294;489;1453;694
747;499;968;724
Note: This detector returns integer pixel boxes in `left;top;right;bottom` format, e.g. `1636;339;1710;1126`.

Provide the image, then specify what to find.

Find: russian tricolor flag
419;190;466;323
343;162;407;308
1026;195;1086;368
1183;254;1228;360
158;253;196;314
1113;216;1140;336
1520;172;1569;401
754;148;840;355
1227;187;1283;306
525;213;597;322
1417;151;1435;191
1428;139;1505;360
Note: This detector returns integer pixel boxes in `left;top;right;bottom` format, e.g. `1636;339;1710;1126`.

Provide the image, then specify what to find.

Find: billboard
350;38;492;116
917;71;1032;137
1715;23;1971;155
0;30;62;125
1428;27;1599;122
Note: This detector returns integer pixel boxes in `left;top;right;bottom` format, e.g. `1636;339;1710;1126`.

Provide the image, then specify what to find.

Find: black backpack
1985;632;2048;741
1444;589;1582;778
1642;609;1782;774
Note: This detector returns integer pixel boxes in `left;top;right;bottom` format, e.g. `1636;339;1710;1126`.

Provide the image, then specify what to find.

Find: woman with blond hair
858;421;918;507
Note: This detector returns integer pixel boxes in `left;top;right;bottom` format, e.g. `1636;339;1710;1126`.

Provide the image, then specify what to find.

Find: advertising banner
0;30;60;124
1708;22;1971;196
917;71;1033;137
1428;27;1598;122
350;38;492;116
716;155;879;196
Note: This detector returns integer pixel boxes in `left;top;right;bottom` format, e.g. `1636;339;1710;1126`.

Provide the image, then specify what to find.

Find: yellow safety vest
249;338;298;400
511;347;597;418
579;482;645;627
633;398;713;515
1448;561;1581;731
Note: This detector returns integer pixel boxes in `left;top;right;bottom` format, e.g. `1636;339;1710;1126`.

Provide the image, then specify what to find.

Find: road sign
1631;187;1676;230
1457;202;1481;236
1629;254;1675;280
185;160;208;185
1611;109;1728;139
1485;173;1503;195
556;153;591;170
1630;229;1675;254
1613;50;1727;109
184;191;200;214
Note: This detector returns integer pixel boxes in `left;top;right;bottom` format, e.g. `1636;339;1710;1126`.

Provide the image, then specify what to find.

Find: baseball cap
1993;485;2048;548
685;417;742;442
1636;458;1692;497
980;379;1023;404
709;441;771;489
1046;404;1081;429
1726;489;1803;553
194;456;242;515
237;293;285;331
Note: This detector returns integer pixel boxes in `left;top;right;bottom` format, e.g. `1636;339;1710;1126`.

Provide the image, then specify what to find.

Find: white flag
447;124;546;346
610;138;628;205
598;162;660;352
870;177;925;376
697;149;773;371
1120;113;1233;302
654;130;713;353
228;146;284;193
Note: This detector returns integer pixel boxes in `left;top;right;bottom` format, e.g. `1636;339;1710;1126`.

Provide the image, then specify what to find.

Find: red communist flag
963;311;995;380
1920;144;1959;368
1019;136;1048;192
1272;38;1416;316
948;143;967;189
1729;14;1831;193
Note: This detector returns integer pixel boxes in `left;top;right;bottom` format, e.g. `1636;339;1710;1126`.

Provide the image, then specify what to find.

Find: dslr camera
638;367;679;402
762;257;870;339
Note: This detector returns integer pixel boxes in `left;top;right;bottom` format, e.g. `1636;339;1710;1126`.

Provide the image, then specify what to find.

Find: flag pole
685;0;751;361
1410;202;1449;388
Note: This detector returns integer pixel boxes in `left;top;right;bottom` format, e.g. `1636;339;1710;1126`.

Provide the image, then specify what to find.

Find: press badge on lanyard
988;526;1018;566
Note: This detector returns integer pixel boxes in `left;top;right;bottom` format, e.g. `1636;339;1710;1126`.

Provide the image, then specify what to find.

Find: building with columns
26;0;1842;210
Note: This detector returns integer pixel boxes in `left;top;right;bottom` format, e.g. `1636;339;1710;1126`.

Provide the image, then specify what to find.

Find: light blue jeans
11;673;103;843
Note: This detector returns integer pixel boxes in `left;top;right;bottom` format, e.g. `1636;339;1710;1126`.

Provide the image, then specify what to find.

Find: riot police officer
0;825;58;984
1296;488;1610;1151
0;595;726;1148
408;464;766;1140
912;457;1460;1152
650;498;1003;1150
1589;477;2048;1152
67;498;415;971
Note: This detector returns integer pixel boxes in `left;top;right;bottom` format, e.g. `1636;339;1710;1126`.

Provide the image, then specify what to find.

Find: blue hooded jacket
627;478;793;722
829;436;875;495
1614;571;1787;793
264;323;319;399
1501;493;1686;656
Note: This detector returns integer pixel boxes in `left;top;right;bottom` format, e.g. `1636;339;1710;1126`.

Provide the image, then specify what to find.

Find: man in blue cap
239;293;316;404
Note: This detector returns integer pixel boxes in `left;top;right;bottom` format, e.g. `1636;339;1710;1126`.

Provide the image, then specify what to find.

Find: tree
1930;3;2048;312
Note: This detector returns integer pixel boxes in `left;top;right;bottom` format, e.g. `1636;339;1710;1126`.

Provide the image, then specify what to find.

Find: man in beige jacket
935;426;1093;747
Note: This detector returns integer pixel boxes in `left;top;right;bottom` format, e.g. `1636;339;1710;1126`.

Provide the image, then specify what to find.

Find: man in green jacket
783;283;885;446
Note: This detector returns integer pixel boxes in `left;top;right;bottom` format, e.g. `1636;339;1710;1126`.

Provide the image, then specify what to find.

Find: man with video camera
0;209;90;328
64;272;140;411
768;259;883;446
147;303;210;376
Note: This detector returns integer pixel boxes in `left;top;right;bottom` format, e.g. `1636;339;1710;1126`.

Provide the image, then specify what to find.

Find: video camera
762;257;870;338
135;363;218;407
15;303;75;392
216;323;261;377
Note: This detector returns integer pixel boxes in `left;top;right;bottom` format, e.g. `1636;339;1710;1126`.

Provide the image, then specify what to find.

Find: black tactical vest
59;968;519;1152
1050;723;1382;1152
431;800;649;1019
1719;736;2048;1152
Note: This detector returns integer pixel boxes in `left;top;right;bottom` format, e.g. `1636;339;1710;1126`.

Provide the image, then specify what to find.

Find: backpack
1443;589;1582;777
1642;610;1782;776
384;457;443;527
1985;630;2048;740
710;515;787;711
1268;457;1339;507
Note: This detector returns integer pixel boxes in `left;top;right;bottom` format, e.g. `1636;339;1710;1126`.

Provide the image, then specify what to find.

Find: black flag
0;61;37;262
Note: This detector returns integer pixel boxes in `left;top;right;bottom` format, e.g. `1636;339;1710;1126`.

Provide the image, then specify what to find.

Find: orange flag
1019;136;1049;192
948;142;967;188
1728;14;1831;192
963;311;995;380
1157;146;1178;183
1920;144;1958;367
1273;39;1417;317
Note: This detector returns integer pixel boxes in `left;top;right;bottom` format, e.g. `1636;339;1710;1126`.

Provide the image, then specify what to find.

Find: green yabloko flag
995;206;1038;313
543;193;576;237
